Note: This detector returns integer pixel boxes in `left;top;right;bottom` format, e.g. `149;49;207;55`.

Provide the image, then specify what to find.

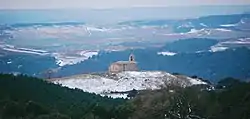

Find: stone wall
109;62;138;74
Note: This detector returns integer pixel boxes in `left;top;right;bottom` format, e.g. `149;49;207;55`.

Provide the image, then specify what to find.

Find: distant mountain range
1;5;250;24
1;37;250;83
119;13;250;33
57;39;250;82
9;22;86;28
0;13;250;82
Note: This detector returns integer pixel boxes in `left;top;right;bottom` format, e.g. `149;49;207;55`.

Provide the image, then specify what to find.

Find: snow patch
186;28;211;35
220;24;236;27
2;47;49;55
177;22;194;28
186;77;206;85
53;51;98;67
102;93;129;99
157;51;177;56
78;51;98;57
0;44;49;56
210;46;228;52
187;29;200;34
240;18;246;24
215;28;232;32
221;38;250;45
195;50;206;53
200;23;207;27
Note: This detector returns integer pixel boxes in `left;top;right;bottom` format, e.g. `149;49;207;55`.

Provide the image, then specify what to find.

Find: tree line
0;74;250;119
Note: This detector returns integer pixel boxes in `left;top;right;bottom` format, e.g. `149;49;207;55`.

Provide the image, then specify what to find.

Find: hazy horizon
0;4;250;10
1;0;250;9
0;5;250;24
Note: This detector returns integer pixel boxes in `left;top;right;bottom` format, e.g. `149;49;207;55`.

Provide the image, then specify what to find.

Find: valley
1;13;250;82
0;5;250;119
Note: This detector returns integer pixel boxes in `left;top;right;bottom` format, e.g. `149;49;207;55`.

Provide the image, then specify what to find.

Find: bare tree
43;69;53;79
42;67;61;79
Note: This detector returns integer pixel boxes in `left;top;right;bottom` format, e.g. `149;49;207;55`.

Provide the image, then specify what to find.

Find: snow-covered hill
52;71;207;98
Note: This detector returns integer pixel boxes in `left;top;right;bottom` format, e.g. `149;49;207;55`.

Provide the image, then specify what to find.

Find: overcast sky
1;0;250;9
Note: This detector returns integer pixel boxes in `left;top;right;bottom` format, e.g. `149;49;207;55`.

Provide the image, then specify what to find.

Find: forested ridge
0;74;250;119
127;78;250;119
0;74;127;119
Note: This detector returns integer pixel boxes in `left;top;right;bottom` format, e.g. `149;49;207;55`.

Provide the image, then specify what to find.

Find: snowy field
52;71;206;98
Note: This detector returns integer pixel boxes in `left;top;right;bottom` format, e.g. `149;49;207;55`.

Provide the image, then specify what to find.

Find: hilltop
50;71;207;98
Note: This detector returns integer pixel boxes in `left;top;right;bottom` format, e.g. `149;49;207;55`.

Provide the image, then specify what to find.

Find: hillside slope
0;74;125;119
125;78;250;119
52;71;207;98
0;74;249;119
